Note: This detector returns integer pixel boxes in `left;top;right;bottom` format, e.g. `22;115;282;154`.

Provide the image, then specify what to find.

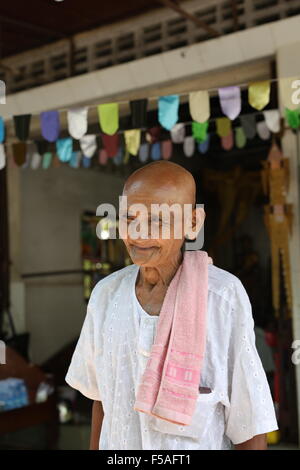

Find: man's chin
129;248;159;266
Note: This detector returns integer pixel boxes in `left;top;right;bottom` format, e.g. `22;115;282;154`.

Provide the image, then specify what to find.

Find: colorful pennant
98;103;119;135
40;111;60;142
158;95;179;131
248;81;270;111
67;107;88;140
218;86;241;120
189;91;210;123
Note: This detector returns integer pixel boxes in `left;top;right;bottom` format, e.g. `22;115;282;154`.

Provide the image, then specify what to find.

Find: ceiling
0;0;184;58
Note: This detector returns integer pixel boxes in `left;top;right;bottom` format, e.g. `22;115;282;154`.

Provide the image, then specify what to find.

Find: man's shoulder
90;263;136;299
208;263;245;305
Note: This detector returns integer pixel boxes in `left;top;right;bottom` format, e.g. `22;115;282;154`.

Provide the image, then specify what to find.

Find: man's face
120;183;186;268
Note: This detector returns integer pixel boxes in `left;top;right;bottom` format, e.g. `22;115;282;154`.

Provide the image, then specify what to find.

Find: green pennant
192;121;209;143
285;108;300;129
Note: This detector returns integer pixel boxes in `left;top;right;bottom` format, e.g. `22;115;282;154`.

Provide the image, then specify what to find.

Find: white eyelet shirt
65;262;279;450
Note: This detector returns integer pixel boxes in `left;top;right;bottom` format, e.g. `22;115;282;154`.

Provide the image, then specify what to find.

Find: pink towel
134;250;212;426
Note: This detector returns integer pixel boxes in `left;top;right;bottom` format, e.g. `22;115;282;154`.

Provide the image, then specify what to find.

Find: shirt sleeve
65;290;102;401
224;278;279;445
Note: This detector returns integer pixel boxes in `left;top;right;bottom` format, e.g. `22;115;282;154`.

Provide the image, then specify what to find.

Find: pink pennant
99;148;108;165
162;140;172;160
221;131;234;151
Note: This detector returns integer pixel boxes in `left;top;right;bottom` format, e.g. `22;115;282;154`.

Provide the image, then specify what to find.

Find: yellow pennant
124;129;141;156
216;117;231;137
248;81;270;111
189;91;210;123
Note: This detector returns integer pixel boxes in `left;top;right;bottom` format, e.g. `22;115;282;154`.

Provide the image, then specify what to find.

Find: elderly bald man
66;161;278;450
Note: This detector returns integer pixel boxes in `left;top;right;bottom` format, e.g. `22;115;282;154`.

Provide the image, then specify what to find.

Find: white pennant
0;144;6;169
170;123;185;143
80;135;97;158
67;107;88;140
183;136;195;157
263;110;280;133
257;121;271;140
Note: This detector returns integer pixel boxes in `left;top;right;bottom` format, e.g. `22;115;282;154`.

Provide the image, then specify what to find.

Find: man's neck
137;250;183;289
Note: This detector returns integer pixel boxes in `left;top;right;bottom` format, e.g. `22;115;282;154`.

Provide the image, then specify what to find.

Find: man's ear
185;206;205;240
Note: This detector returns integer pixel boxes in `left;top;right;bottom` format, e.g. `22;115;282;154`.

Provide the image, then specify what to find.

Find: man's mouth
130;245;158;251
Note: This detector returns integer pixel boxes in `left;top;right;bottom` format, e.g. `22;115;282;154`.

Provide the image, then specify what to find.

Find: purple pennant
40;111;60;142
218;86;241;120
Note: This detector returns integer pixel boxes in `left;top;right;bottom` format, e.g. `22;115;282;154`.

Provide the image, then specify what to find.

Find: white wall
20;166;125;364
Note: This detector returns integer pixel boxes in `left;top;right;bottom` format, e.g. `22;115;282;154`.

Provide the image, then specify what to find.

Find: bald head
123;161;196;206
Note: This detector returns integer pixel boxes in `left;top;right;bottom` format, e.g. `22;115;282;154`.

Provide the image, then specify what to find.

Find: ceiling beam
157;0;220;37
0;14;65;39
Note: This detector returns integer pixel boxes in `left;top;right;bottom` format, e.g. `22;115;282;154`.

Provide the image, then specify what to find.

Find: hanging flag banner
25;142;35;169
216;117;231;137
248;81;270;111
14;114;32;141
101;133;119;158
36;140;48;156
162;140;172;160
30;143;42;170
146;126;161;143
183;136;195;157
221;132;234;151
42;152;53;169
69;151;82;169
53;154;61;168
235;126;247;148
192;121;209;142
257;120;271;140
198;133;210;154
150;142;161;160
12;142;27;166
170;123;185;143
218;86;241;120
67;107;88;140
139;142;149;163
123;148;130;165
285;108;300;129
79;135;97;158
98;103;119;135
279;76;300;110
130;99;148;128
240;114;256;139
56;137;73;162
22;144;31;169
113;147;123;166
0;117;5;143
40;111;60;142
124;129;141;156
189;91;210;123
0;144;5;170
158;95;179;131
99;148;108;165
263;109;280;133
82;155;92;168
